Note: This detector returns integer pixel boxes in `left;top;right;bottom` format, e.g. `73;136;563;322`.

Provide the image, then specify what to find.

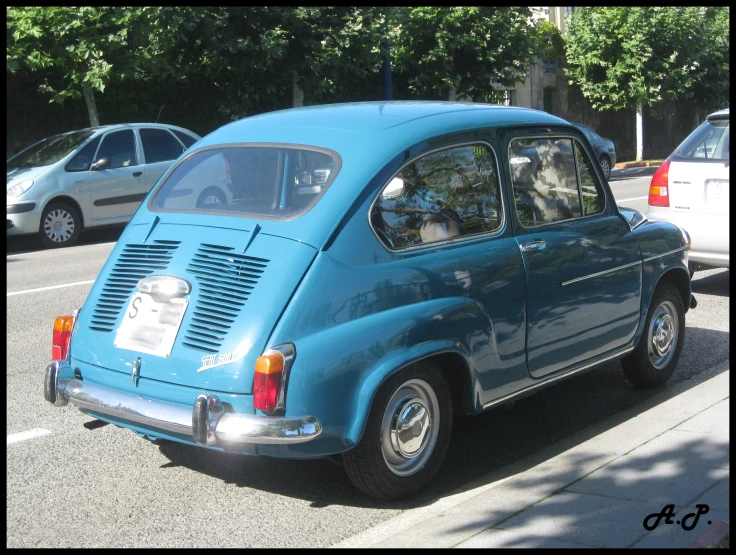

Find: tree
389;7;538;102
6;6;166;126
565;7;730;161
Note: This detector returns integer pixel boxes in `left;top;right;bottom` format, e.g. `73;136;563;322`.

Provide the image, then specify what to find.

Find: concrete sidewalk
334;363;729;549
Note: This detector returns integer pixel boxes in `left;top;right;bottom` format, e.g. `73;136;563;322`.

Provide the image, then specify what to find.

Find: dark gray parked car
572;123;617;179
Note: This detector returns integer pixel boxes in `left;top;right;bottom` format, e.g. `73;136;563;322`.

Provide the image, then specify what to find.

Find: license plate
705;180;729;204
114;293;188;357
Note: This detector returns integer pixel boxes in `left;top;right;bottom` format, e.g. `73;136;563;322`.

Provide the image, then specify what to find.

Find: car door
89;129;145;222
502;130;642;378
138;127;186;192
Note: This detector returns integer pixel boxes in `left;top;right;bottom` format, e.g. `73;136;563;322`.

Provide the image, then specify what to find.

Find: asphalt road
6;171;729;548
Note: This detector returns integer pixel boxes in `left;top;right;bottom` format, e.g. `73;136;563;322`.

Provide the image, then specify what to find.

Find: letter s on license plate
114;293;188;357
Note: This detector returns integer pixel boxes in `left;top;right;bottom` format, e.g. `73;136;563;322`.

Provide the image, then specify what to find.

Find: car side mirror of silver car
91;157;111;171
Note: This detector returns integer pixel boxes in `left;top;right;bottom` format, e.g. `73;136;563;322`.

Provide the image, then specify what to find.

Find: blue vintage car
44;102;695;500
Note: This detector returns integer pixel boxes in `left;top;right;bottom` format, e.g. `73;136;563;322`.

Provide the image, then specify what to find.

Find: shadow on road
6;225;125;255
155;326;729;510
692;269;729;297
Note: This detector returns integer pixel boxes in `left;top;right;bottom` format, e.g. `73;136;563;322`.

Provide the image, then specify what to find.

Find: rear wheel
196;187;226;209
342;361;452;500
38;202;82;248
599;155;611;179
621;283;685;387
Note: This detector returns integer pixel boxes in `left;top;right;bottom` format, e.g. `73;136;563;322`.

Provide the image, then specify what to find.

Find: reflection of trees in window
509;138;583;226
574;142;604;215
374;144;502;250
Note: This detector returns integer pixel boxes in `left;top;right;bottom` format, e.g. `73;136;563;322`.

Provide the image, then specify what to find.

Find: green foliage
565;7;730;113
389;7;537;101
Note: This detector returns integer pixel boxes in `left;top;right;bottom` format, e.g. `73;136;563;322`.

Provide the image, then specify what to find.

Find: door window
140;128;185;164
509;137;604;227
371;143;503;250
172;129;198;149
96;130;138;169
65;136;101;172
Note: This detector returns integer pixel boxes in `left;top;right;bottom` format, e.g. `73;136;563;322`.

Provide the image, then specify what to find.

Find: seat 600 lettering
44;102;695;500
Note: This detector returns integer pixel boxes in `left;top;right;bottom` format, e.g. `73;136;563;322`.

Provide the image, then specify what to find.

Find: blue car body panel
60;102;690;458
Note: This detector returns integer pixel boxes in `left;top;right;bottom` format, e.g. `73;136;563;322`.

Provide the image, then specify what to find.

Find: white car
646;108;729;277
7;123;202;248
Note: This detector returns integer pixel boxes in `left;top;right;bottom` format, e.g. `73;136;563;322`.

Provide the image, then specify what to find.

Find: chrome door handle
519;240;546;252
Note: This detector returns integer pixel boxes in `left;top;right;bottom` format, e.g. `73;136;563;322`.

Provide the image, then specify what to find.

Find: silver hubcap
601;159;610;176
203;195;221;205
380;379;439;476
43;209;75;243
648;300;678;369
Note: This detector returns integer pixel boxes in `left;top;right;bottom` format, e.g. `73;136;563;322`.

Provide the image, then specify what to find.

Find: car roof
62;123;199;136
707;108;729;120
200;101;570;151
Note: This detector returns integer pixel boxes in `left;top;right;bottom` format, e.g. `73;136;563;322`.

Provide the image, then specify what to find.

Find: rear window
151;145;340;219
672;118;730;162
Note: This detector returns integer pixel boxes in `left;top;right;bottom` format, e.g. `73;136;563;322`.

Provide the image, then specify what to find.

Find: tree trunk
82;82;100;127
635;102;644;162
448;83;456;101
291;70;304;108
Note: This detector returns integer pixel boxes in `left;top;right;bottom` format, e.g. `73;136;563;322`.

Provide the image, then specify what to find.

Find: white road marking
7;428;52;445
7;279;96;297
616;196;648;203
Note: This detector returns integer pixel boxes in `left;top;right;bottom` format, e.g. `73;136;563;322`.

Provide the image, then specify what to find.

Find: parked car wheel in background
7;123;201;248
572;123;617;180
645;108;729;277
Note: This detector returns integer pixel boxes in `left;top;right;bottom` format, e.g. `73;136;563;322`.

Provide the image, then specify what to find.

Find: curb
613;161;663;169
689;520;729;548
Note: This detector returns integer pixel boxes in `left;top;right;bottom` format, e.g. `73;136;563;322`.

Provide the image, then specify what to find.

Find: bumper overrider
44;361;322;447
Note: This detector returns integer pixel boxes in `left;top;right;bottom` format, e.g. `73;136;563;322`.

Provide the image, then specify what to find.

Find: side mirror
91;157;111;171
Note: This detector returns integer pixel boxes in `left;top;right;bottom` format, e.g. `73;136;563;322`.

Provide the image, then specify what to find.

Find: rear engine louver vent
182;244;268;353
88;240;181;332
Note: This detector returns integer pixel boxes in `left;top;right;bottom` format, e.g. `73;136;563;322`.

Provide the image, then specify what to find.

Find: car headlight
7;179;34;198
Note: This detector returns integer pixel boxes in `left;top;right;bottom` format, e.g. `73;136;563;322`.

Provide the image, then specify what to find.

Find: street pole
382;39;393;101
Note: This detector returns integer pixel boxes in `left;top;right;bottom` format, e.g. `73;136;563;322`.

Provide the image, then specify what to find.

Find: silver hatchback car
645;108;729;276
7;123;202;248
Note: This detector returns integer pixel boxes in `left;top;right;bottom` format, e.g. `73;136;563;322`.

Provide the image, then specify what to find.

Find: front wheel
38;202;82;248
342;361;453;500
621;282;685;387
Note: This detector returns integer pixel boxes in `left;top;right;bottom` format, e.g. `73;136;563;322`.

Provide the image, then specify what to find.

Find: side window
96;130;138;169
575;142;606;215
371;144;503;250
65;136;101;172
172;129;198;149
140;128;185;164
509;137;582;226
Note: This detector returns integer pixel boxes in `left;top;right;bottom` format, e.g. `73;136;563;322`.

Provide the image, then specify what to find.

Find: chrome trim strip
44;362;322;445
482;345;635;410
642;246;687;263
561;260;642;286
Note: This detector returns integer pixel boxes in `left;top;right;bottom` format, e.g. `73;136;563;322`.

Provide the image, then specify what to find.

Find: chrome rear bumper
44;361;322;446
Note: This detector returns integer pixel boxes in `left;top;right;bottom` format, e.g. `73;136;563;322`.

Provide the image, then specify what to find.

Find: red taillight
253;351;284;412
648;160;671;207
52;314;75;360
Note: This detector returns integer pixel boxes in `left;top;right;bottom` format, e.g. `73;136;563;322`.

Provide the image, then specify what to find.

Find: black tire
688;262;695;280
196;186;227;208
38;202;82;248
621;282;685;387
342;360;453;500
599;155;611;180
